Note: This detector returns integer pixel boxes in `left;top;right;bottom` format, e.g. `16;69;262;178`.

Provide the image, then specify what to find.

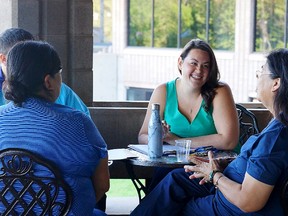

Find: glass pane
209;0;235;50
154;0;178;48
181;0;206;47
93;0;112;51
128;0;152;46
255;0;285;52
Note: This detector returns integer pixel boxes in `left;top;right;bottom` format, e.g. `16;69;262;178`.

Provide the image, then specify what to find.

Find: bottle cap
152;103;160;110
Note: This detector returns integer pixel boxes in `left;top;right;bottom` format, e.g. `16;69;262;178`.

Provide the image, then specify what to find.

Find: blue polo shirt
0;68;5;105
0;68;90;117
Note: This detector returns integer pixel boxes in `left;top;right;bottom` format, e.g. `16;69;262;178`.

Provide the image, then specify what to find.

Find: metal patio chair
0;148;72;216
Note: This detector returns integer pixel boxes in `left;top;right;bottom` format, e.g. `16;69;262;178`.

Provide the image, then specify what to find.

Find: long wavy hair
266;48;288;125
179;39;221;112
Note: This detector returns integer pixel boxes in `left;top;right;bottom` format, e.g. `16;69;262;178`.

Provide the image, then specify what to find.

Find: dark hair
266;48;288;125
0;28;35;55
4;41;62;106
179;39;221;111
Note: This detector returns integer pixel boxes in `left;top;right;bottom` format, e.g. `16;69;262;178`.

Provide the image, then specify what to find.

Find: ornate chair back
0;148;72;216
236;104;260;146
280;176;288;216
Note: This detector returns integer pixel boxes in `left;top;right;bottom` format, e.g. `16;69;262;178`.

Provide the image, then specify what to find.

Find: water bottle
148;103;163;158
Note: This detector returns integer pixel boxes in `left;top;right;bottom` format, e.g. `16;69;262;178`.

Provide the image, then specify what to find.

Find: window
127;87;153;101
128;0;235;50
254;0;287;52
93;0;112;52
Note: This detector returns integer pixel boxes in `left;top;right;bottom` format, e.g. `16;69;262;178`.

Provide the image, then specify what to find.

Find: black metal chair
0;148;72;216
236;103;260;146
280;176;288;216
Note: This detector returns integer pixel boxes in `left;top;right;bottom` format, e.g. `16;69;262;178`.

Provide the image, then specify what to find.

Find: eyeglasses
256;70;272;78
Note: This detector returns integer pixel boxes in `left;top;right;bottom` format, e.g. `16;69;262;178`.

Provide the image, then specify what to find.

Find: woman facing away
131;48;288;215
0;41;109;216
138;38;240;190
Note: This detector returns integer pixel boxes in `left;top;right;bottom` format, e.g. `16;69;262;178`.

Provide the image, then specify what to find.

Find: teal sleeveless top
164;79;217;138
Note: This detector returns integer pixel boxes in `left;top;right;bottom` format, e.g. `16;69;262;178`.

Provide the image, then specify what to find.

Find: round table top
127;150;193;168
126;149;237;168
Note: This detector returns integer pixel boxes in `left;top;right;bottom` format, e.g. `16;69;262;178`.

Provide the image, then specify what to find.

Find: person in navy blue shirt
0;28;90;116
131;48;288;215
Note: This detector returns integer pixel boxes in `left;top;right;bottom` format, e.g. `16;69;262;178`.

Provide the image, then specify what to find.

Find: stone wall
0;0;93;104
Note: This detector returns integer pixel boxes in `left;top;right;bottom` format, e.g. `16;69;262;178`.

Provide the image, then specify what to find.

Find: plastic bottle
148;103;163;158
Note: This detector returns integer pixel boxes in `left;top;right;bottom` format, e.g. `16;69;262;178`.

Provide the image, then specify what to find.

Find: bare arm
138;83;167;144
185;84;239;150
186;151;273;212
92;157;110;202
214;172;273;212
139;83;239;151
164;84;239;150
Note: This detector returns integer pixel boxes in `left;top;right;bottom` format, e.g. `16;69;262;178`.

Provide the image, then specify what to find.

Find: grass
107;179;144;197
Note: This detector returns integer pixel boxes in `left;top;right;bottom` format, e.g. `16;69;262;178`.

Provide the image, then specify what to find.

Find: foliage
93;0;112;43
128;0;235;50
128;0;152;46
255;0;285;52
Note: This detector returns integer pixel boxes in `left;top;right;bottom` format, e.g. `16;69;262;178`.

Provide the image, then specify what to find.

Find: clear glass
128;0;235;50
209;0;235;50
255;0;285;52
93;0;112;51
154;0;178;48
181;0;206;47
175;140;191;162
128;0;152;46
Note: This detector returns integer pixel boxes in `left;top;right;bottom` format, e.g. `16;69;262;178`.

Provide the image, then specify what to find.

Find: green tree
129;0;152;46
255;0;285;51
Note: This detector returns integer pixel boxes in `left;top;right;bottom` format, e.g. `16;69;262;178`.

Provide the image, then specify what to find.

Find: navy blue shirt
218;119;288;215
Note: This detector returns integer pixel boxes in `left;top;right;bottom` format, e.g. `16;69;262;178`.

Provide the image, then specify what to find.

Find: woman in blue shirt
0;41;109;216
131;48;288;215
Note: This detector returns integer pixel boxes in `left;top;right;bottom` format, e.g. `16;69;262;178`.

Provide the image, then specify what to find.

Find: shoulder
56;83;90;116
215;82;232;94
213;82;234;101
153;82;167;95
60;82;73;93
153;79;178;93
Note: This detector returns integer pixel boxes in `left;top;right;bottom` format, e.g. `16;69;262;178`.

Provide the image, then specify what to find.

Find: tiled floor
106;197;139;215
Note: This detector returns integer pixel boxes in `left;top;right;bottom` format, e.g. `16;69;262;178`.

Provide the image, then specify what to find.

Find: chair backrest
280;175;288;216
0;148;72;216
236;104;260;146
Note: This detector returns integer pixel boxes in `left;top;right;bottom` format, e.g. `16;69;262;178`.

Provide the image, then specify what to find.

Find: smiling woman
138;39;239;150
137;38;240;192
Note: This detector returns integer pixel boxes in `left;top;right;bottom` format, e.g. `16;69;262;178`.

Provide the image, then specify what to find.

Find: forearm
185;133;238;150
213;173;265;212
213;173;244;207
138;133;148;144
95;187;108;202
93;158;110;202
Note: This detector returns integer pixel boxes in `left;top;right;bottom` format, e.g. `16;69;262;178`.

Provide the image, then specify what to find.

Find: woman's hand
162;120;179;145
184;151;222;185
162;120;170;138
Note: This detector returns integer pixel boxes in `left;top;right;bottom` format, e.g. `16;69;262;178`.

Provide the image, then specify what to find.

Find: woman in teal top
139;39;240;192
165;79;217;138
139;39;239;151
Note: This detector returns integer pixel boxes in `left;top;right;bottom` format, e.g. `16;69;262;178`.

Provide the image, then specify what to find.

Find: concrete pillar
0;0;93;105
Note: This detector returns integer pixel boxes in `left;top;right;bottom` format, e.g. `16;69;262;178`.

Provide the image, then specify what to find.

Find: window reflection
255;0;285;52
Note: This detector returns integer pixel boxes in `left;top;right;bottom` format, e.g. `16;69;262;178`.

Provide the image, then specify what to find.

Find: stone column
0;0;93;105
